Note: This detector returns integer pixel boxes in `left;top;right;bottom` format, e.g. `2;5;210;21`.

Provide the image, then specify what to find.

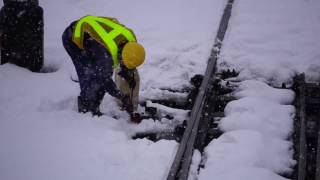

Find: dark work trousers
62;27;121;106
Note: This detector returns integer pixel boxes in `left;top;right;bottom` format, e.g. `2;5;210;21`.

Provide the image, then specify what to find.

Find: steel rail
296;74;307;180
166;0;235;179
294;74;320;180
316;120;320;180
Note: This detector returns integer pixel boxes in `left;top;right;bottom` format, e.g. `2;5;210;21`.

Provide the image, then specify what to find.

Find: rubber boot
78;96;89;113
91;99;103;116
78;96;103;116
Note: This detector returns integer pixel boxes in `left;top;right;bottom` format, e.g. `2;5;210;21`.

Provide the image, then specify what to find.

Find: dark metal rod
297;74;307;180
316;124;320;180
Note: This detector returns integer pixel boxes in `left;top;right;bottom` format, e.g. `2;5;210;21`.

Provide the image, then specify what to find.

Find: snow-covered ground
218;0;320;86
199;81;296;180
0;0;226;179
1;0;320;179
199;0;320;180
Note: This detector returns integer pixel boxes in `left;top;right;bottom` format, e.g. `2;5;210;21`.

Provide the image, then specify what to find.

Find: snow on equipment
0;0;44;72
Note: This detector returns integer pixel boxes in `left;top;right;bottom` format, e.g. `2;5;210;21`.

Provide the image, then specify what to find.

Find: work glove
119;94;134;113
130;113;143;123
118;68;136;89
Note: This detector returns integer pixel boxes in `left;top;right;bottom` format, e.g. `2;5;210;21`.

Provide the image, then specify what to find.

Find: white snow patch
0;0;227;179
218;0;320;85
188;150;202;180
199;130;294;179
234;80;295;104
219;80;295;139
199;80;295;180
203;167;290;180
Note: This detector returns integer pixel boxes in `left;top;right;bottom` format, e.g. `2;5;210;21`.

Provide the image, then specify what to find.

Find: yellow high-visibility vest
72;15;137;67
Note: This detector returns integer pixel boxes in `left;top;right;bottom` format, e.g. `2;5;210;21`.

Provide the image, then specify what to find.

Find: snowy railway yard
1;0;320;180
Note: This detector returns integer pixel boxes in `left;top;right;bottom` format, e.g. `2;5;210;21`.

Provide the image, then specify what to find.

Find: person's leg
62;30;103;115
62;28;88;91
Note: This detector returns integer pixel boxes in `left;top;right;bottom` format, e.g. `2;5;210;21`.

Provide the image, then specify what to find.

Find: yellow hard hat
122;42;145;69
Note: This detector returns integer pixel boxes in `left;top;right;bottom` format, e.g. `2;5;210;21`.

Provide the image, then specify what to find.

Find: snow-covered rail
293;74;320;180
166;0;235;179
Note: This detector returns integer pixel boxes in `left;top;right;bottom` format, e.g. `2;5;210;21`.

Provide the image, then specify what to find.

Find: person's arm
84;38;134;112
117;66;136;89
84;38;123;98
103;72;123;98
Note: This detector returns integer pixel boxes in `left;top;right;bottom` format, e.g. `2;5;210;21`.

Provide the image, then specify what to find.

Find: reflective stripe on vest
72;15;136;67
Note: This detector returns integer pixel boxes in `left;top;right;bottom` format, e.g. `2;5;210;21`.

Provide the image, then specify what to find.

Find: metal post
4;0;39;6
0;0;43;72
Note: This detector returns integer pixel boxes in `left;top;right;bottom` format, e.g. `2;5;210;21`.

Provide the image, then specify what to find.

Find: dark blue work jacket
62;21;122;102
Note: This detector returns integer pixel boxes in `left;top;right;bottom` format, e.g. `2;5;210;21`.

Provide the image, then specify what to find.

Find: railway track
132;1;319;180
293;74;320;180
166;0;235;179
